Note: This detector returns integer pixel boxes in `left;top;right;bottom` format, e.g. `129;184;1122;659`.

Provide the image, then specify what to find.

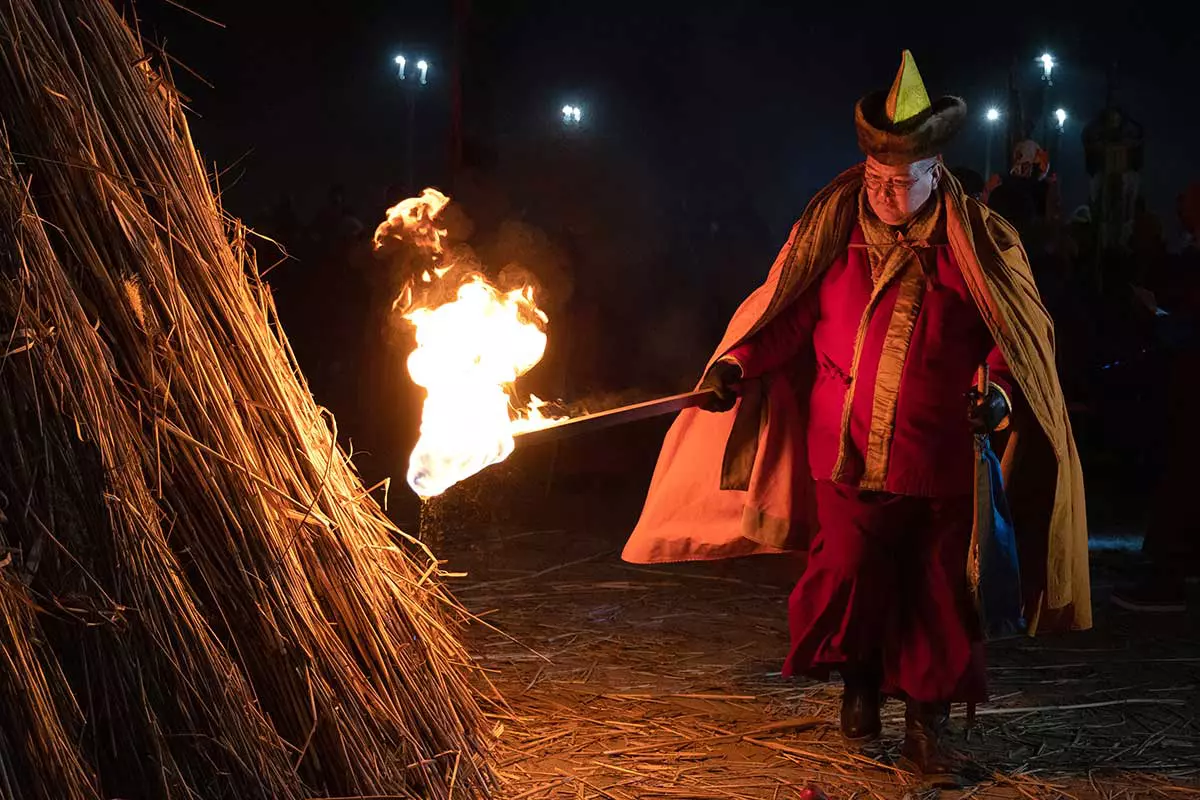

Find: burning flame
375;189;564;498
374;187;451;253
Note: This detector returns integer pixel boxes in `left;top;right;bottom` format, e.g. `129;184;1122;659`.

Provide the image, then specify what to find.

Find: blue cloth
975;436;1025;638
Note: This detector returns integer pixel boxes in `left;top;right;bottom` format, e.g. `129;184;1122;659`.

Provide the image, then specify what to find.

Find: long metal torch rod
513;389;715;448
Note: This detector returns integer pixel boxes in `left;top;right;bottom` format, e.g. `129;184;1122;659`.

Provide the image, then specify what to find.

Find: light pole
984;107;1001;179
1048;107;1067;178
393;53;430;191
1039;52;1055;85
1036;52;1056;141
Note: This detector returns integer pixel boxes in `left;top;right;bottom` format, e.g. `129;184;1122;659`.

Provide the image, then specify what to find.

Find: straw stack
0;1;492;797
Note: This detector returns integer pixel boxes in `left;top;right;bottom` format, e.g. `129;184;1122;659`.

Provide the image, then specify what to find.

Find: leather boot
839;662;882;744
900;699;964;788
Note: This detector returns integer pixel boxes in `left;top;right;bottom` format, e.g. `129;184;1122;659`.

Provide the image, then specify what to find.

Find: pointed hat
855;50;966;166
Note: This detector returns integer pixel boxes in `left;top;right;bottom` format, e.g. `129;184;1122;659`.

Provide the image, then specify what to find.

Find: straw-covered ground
430;452;1200;800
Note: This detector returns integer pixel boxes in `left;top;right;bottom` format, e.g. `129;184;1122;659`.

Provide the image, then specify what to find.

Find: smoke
370;186;731;442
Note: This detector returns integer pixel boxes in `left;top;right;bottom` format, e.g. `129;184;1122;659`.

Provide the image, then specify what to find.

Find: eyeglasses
863;163;937;194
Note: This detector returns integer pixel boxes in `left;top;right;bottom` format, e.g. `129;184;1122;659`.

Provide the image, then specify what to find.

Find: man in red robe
622;51;1090;787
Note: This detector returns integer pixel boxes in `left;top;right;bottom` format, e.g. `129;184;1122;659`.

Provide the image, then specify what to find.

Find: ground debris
451;520;1200;799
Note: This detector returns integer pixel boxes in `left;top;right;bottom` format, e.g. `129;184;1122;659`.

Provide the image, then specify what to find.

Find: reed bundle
0;1;492;797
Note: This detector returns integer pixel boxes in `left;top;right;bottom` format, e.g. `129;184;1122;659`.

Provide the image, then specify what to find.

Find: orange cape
622;165;1091;634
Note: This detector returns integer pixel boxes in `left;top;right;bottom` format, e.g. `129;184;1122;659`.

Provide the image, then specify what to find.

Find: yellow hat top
885;50;933;124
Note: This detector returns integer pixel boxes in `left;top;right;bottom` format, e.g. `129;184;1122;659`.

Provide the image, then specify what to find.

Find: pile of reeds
0;1;493;797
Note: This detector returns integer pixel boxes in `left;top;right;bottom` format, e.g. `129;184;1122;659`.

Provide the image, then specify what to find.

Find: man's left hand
967;383;1010;434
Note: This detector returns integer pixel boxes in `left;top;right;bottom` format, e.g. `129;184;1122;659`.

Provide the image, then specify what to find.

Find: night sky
135;0;1200;243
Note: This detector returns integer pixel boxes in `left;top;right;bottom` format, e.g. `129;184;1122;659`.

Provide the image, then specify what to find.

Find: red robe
622;166;1090;640
722;224;1007;700
728;225;1011;497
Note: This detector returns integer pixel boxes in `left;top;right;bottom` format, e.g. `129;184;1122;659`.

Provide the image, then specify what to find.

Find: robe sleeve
724;292;818;379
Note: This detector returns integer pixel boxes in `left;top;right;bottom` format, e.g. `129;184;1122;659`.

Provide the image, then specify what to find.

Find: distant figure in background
1112;182;1200;612
988;141;1066;296
986;142;1050;240
1083;107;1144;251
1009;140;1051;212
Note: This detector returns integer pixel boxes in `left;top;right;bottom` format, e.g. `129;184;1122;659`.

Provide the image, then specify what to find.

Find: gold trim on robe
862;265;927;488
831;190;941;487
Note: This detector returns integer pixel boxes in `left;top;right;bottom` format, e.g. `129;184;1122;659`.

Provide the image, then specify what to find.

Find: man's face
863;156;940;226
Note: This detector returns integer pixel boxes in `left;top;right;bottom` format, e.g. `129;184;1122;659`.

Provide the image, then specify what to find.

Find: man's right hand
699;359;743;412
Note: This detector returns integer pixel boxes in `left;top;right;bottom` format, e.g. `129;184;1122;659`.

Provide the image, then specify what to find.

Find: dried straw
0;1;492;797
457;525;1200;799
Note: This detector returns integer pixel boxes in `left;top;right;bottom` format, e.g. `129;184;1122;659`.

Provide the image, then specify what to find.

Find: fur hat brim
855;91;967;166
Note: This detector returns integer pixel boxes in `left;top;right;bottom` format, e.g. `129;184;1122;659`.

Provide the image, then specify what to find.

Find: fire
375;189;564;498
374;187;450;253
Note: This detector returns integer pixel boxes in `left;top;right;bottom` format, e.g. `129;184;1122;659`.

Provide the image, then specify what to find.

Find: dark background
128;0;1200;526
136;0;1199;240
